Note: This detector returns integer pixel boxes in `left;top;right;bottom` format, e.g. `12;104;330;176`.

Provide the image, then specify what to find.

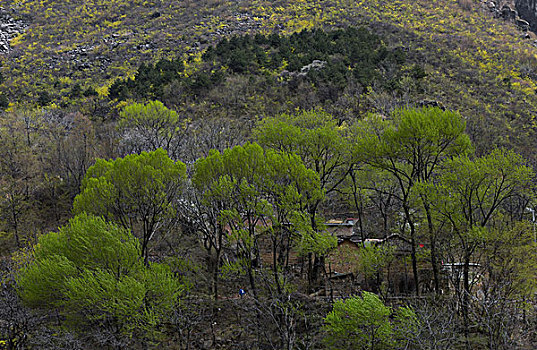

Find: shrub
108;27;410;102
323;291;419;349
16;214;184;338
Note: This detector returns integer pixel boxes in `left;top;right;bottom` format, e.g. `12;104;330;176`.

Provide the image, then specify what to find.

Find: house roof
325;218;358;227
336;233;414;247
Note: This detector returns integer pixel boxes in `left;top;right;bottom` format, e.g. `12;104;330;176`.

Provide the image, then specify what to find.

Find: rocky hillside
2;0;537;160
516;0;537;31
0;7;27;54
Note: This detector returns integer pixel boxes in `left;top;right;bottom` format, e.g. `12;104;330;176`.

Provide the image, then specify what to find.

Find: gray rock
0;7;28;54
517;18;531;31
418;99;445;110
501;5;517;21
300;60;327;74
515;0;537;32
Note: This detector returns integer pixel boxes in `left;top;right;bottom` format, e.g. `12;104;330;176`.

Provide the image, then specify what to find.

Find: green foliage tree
73;149;186;263
255;109;350;196
118;100;187;159
358;245;394;292
476;221;537;348
109;59;184;101
16;214;183;340
482;221;537;303
68;83;82;99
424;148;534;346
323;291;418;350
37;91;52;106
430;149;533;294
204;28;406;89
192;142;328;298
0;93;8;109
255;109;350;289
352;106;472;295
104;28;411;119
83;86;98;97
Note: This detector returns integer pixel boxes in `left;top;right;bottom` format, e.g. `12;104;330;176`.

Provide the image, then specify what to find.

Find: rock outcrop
515;0;537;32
0;7;27;54
483;1;533;31
279;60;327;81
501;4;518;20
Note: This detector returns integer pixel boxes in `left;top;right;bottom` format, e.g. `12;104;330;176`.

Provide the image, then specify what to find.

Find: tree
409;297;460;350
191;143;268;299
254;109;351;289
352;107;472;295
0;260;43;350
191;142;327;299
42;112;97;194
181;117;248;163
255;109;350;198
73;149;186;263
425;148;534;347
431;149;533;295
0;111;42;248
0;93;8;109
16;214;183;344
358;245;395;293
475;222;537;349
117;100;187;160
338;165;400;243
323;291;418;350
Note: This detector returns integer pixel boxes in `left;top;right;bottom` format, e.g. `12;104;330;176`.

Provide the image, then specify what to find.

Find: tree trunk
403;204;420;296
422;196;440;294
248;261;258;299
9;199;20;248
272;236;282;294
311;255;324;291
463;255;471;350
213;249;221;300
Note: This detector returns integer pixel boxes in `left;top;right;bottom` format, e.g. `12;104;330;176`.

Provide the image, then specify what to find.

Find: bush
109;27;412;102
323;291;418;349
0;94;7;109
16;214;184;338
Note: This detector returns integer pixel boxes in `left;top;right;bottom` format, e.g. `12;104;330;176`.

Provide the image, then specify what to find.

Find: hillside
2;0;537;158
2;1;537;349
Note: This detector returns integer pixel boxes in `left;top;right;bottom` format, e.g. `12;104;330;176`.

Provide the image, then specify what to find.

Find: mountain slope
2;0;537;159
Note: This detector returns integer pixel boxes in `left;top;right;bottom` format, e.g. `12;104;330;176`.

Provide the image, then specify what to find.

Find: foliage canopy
323;291;418;349
73;148;187;262
16;214;183;335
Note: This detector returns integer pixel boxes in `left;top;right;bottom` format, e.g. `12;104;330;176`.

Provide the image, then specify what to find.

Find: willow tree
323;291;418;349
192;142;328;299
73;149;186;263
118;100;187;159
352;107;471;295
425;148;534;346
16;214;183;342
254;109;351;289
